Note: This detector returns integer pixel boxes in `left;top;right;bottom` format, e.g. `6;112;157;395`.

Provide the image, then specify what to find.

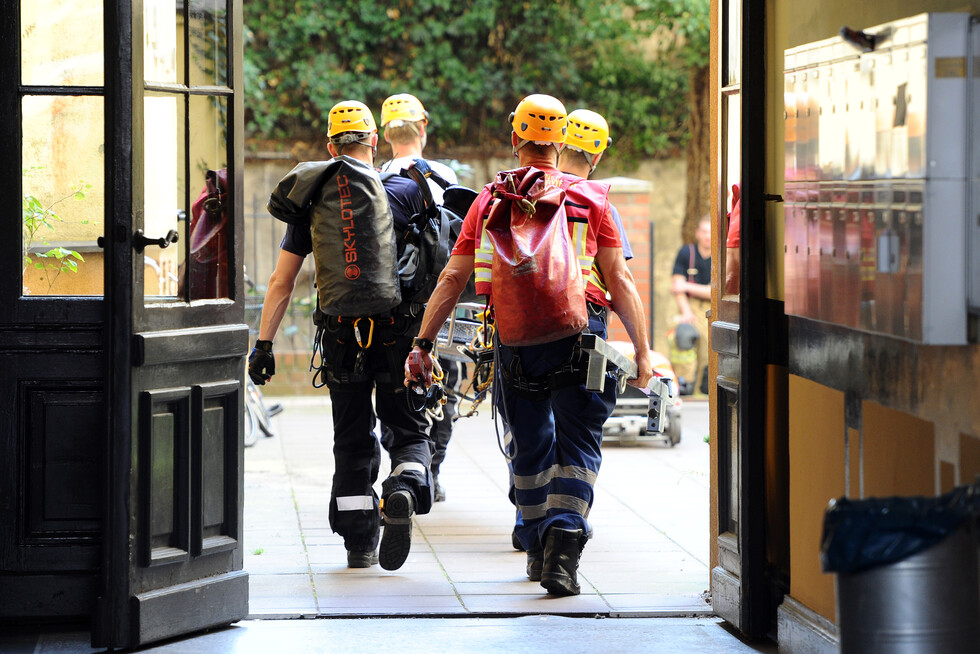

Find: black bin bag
821;481;980;574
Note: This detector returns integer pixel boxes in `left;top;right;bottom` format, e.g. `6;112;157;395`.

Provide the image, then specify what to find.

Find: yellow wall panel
789;375;845;622
961;433;980;485
862;401;935;497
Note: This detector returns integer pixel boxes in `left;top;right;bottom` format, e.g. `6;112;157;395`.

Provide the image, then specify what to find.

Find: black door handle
133;229;179;253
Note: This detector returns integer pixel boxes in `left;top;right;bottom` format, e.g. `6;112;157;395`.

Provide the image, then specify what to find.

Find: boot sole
541;572;580;596
379;491;413;571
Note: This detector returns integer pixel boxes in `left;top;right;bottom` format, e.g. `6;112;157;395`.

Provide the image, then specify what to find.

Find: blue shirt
610;204;633;260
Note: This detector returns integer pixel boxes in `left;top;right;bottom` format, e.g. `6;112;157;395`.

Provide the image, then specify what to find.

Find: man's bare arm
405;255;475;386
596;246;653;389
415;255;476;342
258;249;305;342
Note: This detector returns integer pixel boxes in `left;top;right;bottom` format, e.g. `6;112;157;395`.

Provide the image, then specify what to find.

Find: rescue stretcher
436;303;681;445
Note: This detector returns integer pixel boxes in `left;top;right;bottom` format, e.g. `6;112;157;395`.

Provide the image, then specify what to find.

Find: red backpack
483;167;588;346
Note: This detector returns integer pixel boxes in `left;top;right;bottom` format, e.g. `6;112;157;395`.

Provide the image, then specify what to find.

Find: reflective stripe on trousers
325;328;433;552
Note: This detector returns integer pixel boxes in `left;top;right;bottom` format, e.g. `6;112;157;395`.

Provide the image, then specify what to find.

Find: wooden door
710;0;777;638
93;1;248;648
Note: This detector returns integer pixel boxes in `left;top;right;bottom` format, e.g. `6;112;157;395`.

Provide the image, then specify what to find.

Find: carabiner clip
352;317;374;349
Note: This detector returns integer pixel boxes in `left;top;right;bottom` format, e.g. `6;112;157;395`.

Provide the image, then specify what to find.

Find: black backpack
391;159;477;305
268;157;402;316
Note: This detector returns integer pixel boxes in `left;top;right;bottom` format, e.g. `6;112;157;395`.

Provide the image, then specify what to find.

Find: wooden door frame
736;0;770;636
709;0;773;639
98;0;135;644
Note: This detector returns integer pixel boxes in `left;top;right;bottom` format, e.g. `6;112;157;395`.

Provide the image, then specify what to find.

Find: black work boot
433;475;446;502
526;548;544;581
379;490;414;570
540;527;585;596
346;550;379;568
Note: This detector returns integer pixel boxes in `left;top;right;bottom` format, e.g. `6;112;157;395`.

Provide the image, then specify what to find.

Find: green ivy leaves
244;0;708;164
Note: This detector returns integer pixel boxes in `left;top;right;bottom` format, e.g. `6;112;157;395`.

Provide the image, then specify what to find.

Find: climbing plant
22;167;91;294
243;1;708;164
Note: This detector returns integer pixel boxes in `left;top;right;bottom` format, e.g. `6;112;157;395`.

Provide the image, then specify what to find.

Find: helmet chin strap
582;150;597;175
514;138;561;157
563;146;598;175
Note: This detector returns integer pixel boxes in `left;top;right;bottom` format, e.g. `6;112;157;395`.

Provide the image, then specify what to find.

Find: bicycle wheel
243;400;260;447
254;396;277;438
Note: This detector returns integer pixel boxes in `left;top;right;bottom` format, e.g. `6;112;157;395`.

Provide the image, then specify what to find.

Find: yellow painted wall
960;433;980;484
782;1;980;48
788;374;845;621
862;401;935;497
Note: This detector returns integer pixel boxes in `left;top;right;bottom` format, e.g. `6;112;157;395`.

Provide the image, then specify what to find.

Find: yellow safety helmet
328;100;377;137
381;93;429;127
565;109;611;154
510;94;567;144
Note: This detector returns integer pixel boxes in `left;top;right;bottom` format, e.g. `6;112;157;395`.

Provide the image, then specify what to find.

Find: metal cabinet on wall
783;13;975;345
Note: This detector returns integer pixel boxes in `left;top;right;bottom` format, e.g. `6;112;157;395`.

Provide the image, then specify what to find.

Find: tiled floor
2;616;779;654
2;397;782;653
244;395;713;618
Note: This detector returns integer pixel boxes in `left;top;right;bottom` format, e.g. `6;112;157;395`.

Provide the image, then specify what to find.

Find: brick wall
602;175;685;359
604;177;653;347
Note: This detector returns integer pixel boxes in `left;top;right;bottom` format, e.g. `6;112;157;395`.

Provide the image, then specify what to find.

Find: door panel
3;1;108;620
132;571;248;645
139;386;192;567
196;381;242;557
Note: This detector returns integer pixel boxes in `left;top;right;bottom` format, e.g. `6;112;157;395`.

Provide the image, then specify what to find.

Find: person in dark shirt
670;216;711;394
247;100;431;573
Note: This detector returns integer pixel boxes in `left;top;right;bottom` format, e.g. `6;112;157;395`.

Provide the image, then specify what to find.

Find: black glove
248;340;275;385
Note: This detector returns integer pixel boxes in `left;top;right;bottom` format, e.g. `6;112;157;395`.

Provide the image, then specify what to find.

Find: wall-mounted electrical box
783;13;976;344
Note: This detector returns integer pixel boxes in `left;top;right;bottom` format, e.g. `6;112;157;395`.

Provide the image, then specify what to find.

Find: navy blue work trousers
499;314;616;552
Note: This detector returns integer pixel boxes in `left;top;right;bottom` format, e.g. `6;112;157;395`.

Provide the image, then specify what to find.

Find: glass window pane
143;94;185;300
723;93;741;296
725;95;742;188
186;94;229;299
21;1;104;87
22;96;105;297
144;0;179;84
725;0;741;86
189;0;228;87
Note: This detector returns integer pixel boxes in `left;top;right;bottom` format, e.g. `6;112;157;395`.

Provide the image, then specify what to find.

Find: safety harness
310;312;403;389
497;337;598;401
